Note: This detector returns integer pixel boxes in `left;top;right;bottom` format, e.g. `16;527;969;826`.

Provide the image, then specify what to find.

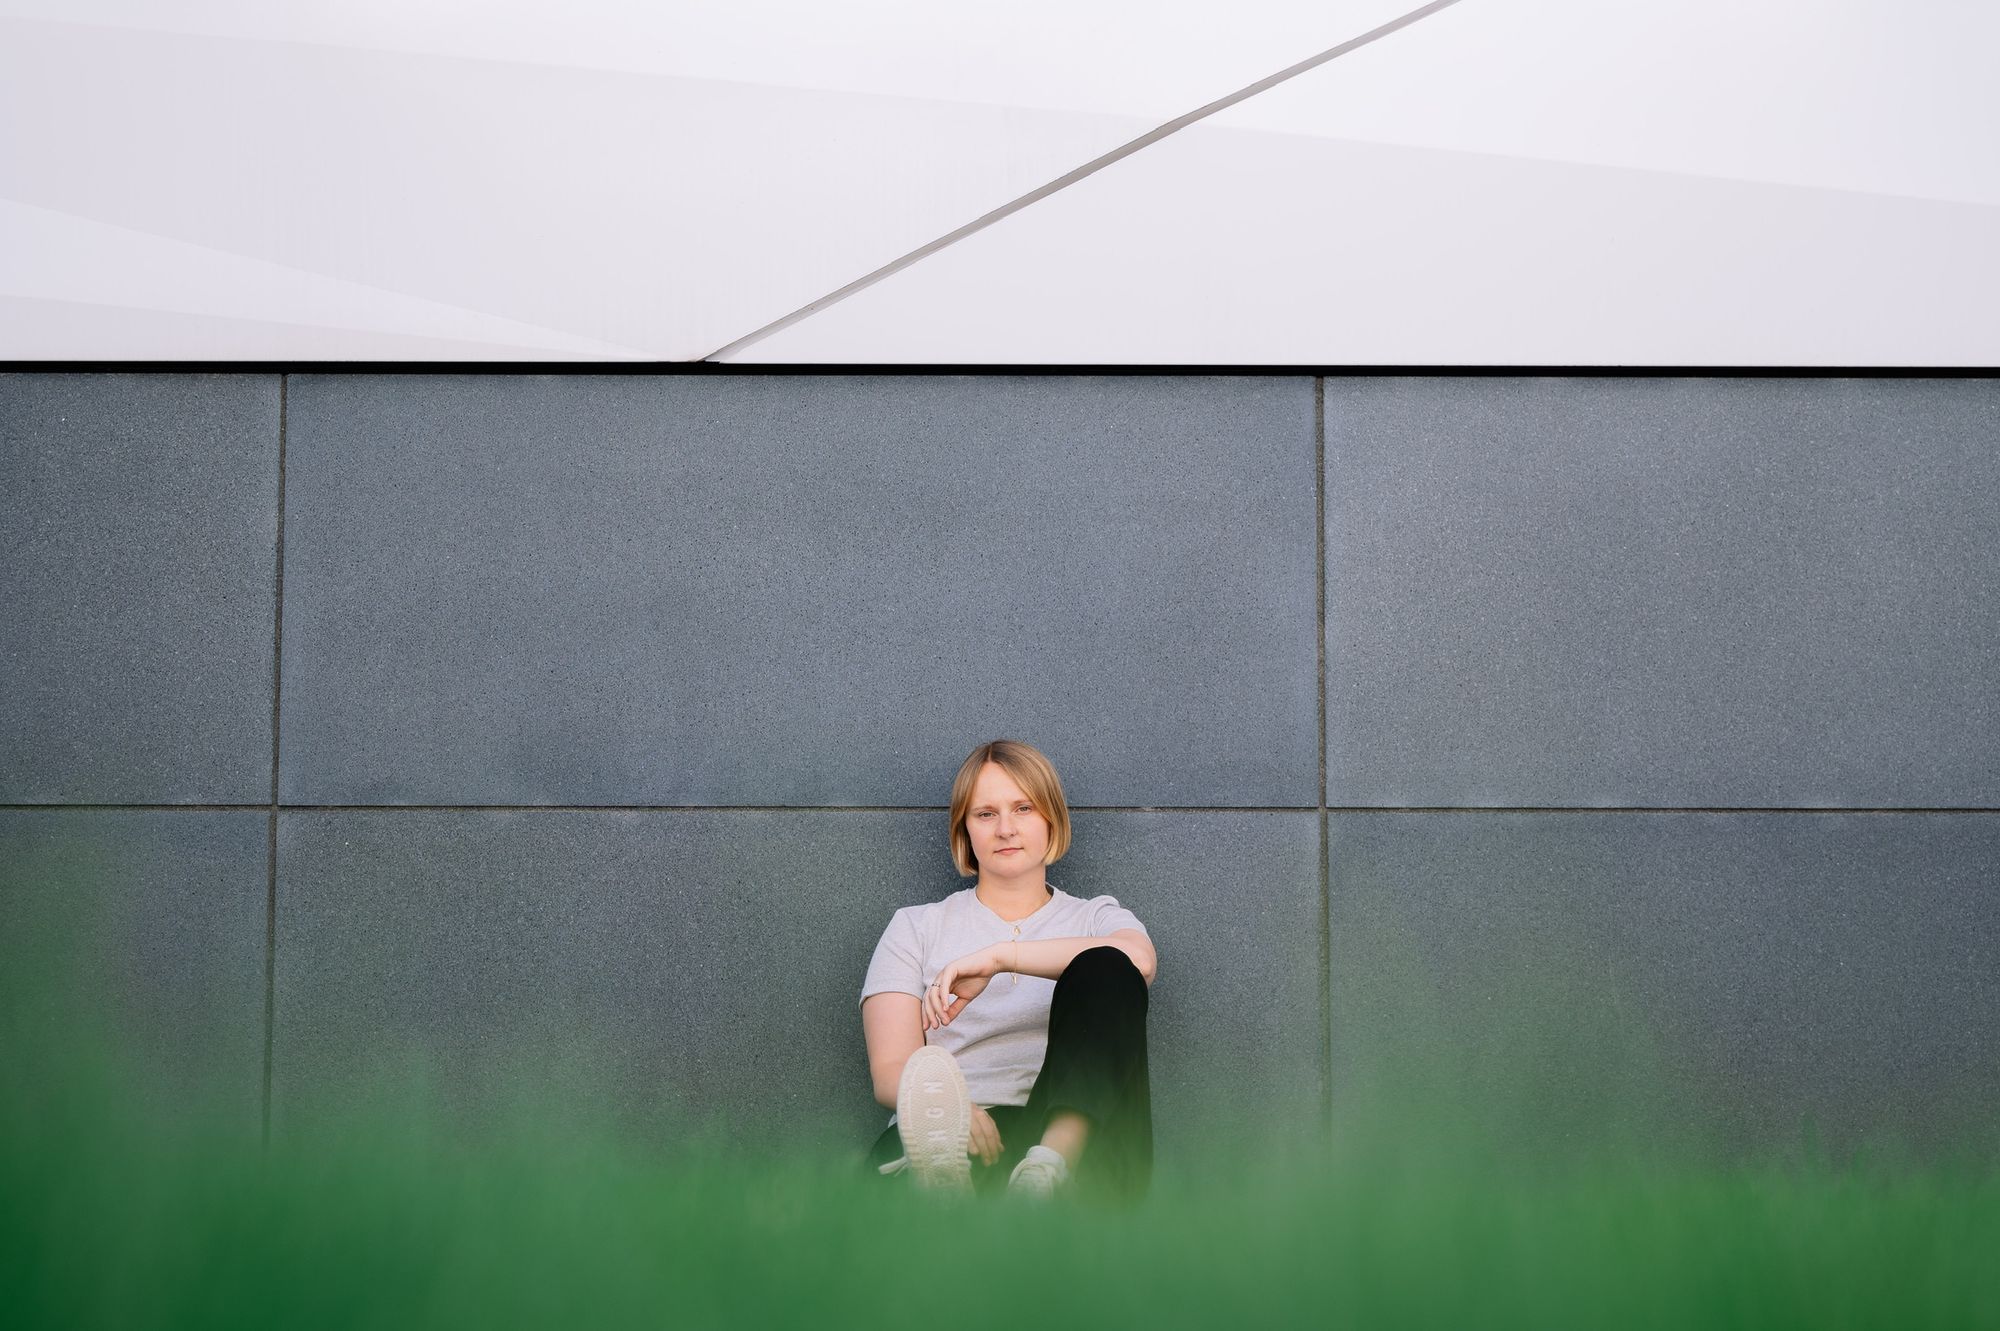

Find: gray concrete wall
3;370;1995;1165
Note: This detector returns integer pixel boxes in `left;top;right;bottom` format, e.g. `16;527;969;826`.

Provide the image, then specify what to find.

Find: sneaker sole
897;1045;973;1195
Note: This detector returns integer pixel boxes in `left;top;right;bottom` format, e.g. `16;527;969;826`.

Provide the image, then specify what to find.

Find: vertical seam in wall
263;374;287;1149
1314;376;1332;1137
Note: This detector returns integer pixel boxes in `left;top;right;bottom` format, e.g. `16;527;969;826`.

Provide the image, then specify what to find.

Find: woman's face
964;762;1050;879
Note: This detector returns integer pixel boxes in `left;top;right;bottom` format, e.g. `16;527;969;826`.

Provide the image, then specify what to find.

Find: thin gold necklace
1002;885;1051;986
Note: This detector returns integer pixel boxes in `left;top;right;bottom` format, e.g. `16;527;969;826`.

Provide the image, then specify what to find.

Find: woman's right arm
861;993;925;1109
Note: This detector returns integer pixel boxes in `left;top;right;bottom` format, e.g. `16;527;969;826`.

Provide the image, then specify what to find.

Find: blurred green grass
4;842;1997;1329
6;1054;1996;1330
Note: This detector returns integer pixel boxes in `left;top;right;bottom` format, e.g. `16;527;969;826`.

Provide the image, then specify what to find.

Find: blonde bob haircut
947;739;1072;878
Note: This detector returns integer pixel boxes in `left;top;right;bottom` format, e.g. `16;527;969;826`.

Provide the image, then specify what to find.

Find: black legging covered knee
865;944;1153;1206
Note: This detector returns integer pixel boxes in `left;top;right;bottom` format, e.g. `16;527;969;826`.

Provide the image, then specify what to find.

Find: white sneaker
896;1046;973;1196
1006;1144;1070;1199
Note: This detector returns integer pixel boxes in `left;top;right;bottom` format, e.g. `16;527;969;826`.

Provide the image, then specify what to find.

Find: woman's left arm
929;932;1158;1026
981;930;1157;986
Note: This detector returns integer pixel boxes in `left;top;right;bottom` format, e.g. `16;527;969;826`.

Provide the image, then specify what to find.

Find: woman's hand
967;1104;1004;1167
923;946;1001;1030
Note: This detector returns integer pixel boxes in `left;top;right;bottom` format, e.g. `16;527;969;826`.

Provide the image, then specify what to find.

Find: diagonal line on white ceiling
703;0;1467;362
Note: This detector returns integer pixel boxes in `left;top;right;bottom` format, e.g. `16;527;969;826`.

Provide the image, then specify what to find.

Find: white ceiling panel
732;122;2000;365
736;0;2000;364
0;12;1147;360
2;1;1991;364
0;0;1421;121
0;197;652;360
0;1;1424;361
1218;0;2000;207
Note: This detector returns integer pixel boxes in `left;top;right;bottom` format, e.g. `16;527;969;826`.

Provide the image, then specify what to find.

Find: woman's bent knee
1059;944;1145;988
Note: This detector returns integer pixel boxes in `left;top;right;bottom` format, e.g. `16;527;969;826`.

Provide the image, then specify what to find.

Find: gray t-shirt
860;880;1149;1126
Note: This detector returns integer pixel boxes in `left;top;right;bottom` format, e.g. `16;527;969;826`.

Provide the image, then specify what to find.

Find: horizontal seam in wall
5;803;1998;815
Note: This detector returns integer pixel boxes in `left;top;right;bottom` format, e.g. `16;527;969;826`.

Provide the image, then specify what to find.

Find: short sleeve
860;907;928;1006
1084;894;1148;938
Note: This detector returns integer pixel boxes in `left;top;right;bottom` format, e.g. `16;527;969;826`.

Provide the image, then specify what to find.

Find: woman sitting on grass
860;738;1157;1205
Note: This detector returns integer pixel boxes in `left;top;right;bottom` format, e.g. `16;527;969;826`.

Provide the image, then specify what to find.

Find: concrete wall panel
1328;811;2000;1156
0;809;269;1129
278;374;1318;807
1;374;279;803
270;808;1322;1164
1326;377;2000;807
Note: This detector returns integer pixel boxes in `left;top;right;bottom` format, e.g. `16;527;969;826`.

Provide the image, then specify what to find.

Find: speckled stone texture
12;371;1998;1165
0;374;280;803
276;374;1318;807
1329;811;2000;1156
270;808;1322;1164
0;809;269;1132
1325;376;2000;808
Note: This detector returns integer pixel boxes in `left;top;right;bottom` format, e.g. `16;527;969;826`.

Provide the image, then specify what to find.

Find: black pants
863;944;1153;1206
